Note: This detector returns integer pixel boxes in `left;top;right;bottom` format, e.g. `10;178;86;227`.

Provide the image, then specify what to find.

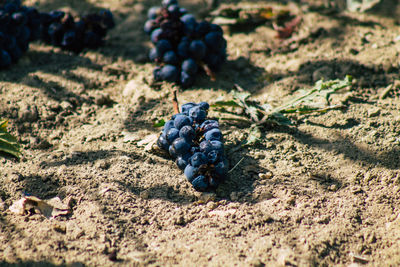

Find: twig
172;90;179;114
380;84;393;100
228;157;244;173
199;62;216;81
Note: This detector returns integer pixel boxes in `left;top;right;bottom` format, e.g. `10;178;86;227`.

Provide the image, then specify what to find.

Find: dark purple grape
83;31;102;48
162;0;178;7
189;106;206;122
150;28;162;43
167;4;180;18
160;64;179;82
181;103;196;114
189;40;206;60
99;9;115;29
198;102;210;110
176;153;191;170
156;39;172;54
153;66;162;81
177;39;189;58
200;120;219;132
144;20;155;34
181;58;198;75
163;50;179;65
214;160;228;178
207;150;220;164
147;6;160;20
179;125;195;140
180;71;195;88
173;114;192;129
163;120;175;133
205;31;224;50
0;49;12;68
166;128;180;143
184;164;198;182
194;21;210;37
191;175;208;191
190;152;208;167
149;47;161;62
157;134;169;150
172;137;191;156
204;128;222;141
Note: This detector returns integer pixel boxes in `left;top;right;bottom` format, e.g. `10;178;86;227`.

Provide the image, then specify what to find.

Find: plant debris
0;119;21;158
213;75;352;145
9;196;72;219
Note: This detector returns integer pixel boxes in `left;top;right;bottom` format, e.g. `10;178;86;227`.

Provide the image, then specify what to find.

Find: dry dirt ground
1;0;400;266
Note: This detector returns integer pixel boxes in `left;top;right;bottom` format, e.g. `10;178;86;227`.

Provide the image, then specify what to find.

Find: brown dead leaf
274;16;302;39
9;196;71;219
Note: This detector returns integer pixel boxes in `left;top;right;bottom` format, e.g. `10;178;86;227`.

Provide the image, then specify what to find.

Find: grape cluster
145;0;227;88
40;9;115;53
0;0;115;68
0;0;41;68
157;102;228;191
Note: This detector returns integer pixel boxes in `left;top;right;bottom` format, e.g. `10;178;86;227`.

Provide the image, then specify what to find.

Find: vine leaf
212;76;352;146
0;119;21;158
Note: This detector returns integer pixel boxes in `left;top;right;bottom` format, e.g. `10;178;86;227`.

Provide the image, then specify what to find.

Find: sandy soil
1;0;400;266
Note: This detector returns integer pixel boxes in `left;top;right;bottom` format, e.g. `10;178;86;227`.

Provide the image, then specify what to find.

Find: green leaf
270;112;293;126
232;91;251;103
212;100;241;108
0;119;21;158
242;125;262;146
153;119;166;128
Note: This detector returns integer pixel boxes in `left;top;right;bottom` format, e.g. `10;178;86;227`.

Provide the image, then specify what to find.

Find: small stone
60;101;73;111
368;108;380;117
198;192;216;202
329;184;338;191
19;105;38;122
206;201;218;210
258;172;273;179
53;223;66;234
248;258;265;267
349;48;359;55
95;93;113;106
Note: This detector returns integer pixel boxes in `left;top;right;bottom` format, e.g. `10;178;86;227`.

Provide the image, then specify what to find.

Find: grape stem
172;90;179;114
199;61;216;81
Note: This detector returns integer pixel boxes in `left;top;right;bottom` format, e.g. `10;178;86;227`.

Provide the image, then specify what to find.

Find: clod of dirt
19;104;38;122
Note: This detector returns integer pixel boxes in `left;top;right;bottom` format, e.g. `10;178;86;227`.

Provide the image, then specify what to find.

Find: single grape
163;50;179;65
162;120;175;133
180;71;195;88
190;152;208;167
181;103;196;114
181;58;198;75
204;128;222;141
191;175;208;191
172;137;191;156
150;28;162;43
189;40;206;60
179;125;195;140
157;134;169;150
156;39;172;54
147;6;160;20
176;153;191;170
160;64;179;82
0;49;12;68
189;106;206;122
184;164;198;182
174;114;192;129
166;128;179;143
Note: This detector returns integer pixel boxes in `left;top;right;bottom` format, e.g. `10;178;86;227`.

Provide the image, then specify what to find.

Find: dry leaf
274;16;302;39
9;196;71;219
